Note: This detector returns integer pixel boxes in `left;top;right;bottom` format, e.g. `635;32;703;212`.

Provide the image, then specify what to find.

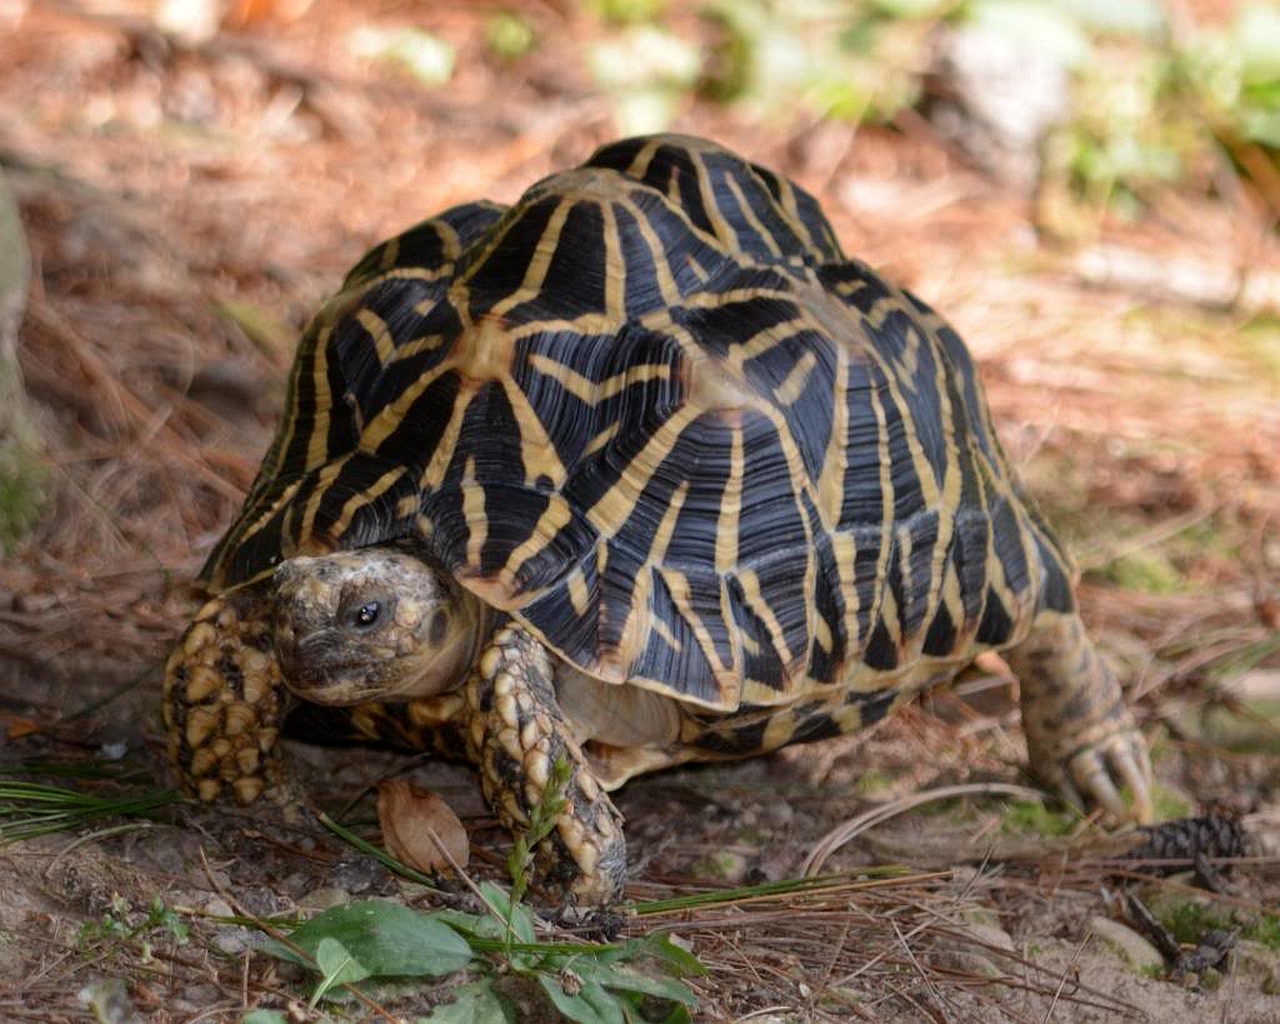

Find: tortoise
164;134;1152;904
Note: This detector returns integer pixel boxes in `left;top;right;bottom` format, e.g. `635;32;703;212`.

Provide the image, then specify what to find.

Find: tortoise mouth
274;629;396;705
282;673;388;706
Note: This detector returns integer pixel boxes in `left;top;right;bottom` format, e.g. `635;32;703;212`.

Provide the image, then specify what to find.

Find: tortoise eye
352;601;381;629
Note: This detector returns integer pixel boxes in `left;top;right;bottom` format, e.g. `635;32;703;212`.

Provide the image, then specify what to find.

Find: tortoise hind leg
1005;609;1153;823
463;624;627;904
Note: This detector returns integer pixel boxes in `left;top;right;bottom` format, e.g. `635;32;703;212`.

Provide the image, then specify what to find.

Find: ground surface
2;2;1280;1022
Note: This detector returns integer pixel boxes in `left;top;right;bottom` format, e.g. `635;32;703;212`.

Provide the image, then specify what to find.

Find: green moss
1157;898;1233;944
1150;784;1192;822
854;769;894;797
0;448;46;553
1236;314;1280;382
1095;549;1185;595
1244;914;1280;953
1000;799;1077;837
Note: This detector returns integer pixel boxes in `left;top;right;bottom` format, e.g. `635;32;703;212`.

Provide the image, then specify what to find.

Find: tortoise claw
1064;726;1153;824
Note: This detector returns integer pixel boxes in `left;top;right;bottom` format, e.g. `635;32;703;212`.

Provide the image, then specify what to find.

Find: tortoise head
271;547;484;705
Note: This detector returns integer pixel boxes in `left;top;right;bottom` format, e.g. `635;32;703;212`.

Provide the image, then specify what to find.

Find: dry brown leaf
377;779;470;874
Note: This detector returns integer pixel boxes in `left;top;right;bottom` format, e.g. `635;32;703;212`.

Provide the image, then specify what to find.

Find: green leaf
613;992;693;1024
433;909;497;940
478;881;536;944
416;980;518;1023
600;934;707;977
577;959;697;1005
537;973;622;1024
310;937;371;1005
268;900;476;978
242;1012;289;1024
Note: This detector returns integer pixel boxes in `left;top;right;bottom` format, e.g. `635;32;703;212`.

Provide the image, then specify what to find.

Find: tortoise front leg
163;588;288;805
463;624;627;905
1005;610;1153;823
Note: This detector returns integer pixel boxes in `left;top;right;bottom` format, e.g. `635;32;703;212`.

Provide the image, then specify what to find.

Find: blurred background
0;1;1279;1017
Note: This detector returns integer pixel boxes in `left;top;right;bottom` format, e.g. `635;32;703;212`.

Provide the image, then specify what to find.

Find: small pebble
1088;916;1165;974
296;886;351;911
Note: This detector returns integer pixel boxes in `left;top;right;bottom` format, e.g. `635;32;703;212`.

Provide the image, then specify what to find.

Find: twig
803;783;1047;876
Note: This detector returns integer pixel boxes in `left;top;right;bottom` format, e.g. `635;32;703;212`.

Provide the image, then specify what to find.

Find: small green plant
1001;798;1078;837
262;757;704;1022
0;778;180;843
486;10;536;61
78;894;190;962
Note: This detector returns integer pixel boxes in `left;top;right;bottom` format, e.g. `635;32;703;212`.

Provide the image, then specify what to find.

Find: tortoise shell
202;134;1074;713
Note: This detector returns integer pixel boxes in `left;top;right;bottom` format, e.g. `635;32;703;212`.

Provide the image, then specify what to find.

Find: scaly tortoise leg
1005;610;1153;823
163;587;288;805
463;623;627;904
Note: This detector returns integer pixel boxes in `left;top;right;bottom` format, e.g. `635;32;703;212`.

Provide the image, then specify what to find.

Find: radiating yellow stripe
659;567;735;699
388;332;448;366
715;423;743;575
356;308;396;366
830;530;860;659
774;349;817;406
735;567;794;671
381;264;453;283
491;198;575;315
566;566;592;617
583;405;699;538
460;457;485;568
600;201;625;322
419;382;474;490
692;152;739;253
650;479;688;567
723;171;782;258
678;286;795;310
584;421;620;457
297;455;352;544
327;464;407;540
624;137;661;179
725;317;811;371
302;326;337;471
361;363;454;452
498;493;574;591
764;172;824;258
526;353;670;405
817;329;849;531
649;611;682;653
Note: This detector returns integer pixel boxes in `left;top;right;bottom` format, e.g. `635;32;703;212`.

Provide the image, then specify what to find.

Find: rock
761;800;794;829
296;886;351;912
330;856;383;894
77;978;142;1024
706;851;749;884
1088;916;1165;974
1229;939;1280;994
926;24;1070;191
965;922;1016;955
932;918;1018;979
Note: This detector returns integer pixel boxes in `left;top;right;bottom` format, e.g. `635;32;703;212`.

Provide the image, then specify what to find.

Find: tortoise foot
163;590;287;804
466;624;627;906
1009;611;1153;824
